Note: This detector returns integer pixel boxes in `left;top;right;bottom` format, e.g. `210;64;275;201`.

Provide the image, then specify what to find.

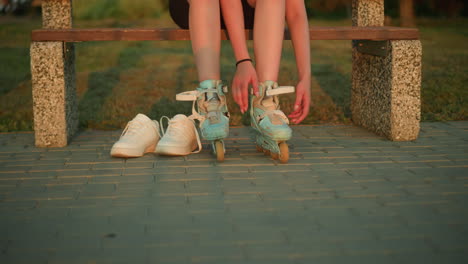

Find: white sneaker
155;114;202;156
110;114;161;158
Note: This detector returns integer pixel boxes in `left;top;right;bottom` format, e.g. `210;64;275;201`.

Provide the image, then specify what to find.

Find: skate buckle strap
159;116;203;154
176;91;198;101
198;84;228;95
265;86;295;96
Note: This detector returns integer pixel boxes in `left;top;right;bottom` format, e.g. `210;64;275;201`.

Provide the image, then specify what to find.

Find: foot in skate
250;81;294;163
176;80;230;161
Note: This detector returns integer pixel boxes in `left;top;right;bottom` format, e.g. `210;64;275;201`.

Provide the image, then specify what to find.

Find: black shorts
169;0;255;29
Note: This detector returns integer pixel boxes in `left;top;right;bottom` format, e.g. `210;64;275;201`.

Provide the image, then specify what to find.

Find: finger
294;101;311;124
288;108;302;118
288;109;301;117
240;82;249;113
251;76;259;97
293;91;304;112
289;93;303;117
289;106;302;116
295;111;308;124
235;82;242;113
289;112;302;119
232;84;242;111
244;81;251;113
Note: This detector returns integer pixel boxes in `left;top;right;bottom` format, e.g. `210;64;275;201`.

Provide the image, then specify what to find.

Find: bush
0;0;34;16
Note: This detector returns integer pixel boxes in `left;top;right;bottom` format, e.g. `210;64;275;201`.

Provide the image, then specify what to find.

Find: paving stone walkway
1;122;467;264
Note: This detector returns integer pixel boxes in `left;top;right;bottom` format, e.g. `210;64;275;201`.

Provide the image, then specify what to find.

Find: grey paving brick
124;161;155;169
1;123;468;263
122;165;157;176
90;163;124;171
186;165;246;174
46;248;104;264
393;251;468;264
79;182;116;196
1;248;56;264
37;197;108;209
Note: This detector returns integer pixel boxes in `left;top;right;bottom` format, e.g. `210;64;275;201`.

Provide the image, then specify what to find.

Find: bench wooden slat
31;26;419;42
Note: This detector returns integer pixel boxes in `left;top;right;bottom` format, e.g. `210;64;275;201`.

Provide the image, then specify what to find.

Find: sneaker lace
159;116;202;153
120;120;144;138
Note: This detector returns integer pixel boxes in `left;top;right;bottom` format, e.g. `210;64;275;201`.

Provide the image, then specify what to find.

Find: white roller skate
250;81;295;163
176;80;230;162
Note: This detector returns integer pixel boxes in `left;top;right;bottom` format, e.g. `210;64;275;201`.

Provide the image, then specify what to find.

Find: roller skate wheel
279;142;289;164
256;145;263;153
271;152;279;160
215;140;225;162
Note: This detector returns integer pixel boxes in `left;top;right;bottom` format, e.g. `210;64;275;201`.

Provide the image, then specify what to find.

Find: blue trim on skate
200;115;229;140
197;80;226;96
250;101;292;142
196;79;230;142
257;116;292;141
249;81;293;154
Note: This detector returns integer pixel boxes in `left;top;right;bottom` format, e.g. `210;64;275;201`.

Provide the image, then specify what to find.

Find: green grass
73;0;168;20
0;16;467;132
418;18;468;121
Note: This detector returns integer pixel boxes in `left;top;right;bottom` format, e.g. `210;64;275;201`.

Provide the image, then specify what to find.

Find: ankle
199;79;221;89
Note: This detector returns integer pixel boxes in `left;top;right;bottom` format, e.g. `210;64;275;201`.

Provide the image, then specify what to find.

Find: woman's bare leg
251;0;286;82
189;0;221;81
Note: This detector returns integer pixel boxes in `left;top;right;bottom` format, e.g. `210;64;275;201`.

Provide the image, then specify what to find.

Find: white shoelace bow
159;116;202;153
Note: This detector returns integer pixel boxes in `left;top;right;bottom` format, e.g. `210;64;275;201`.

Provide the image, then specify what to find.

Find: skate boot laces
159;115;202;153
205;93;223;124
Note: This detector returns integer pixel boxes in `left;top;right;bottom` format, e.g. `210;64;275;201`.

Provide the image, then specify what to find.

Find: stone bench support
351;0;422;141
30;0;77;147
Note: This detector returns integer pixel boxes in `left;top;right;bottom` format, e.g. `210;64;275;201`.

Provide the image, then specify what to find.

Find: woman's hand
232;61;258;113
288;77;311;124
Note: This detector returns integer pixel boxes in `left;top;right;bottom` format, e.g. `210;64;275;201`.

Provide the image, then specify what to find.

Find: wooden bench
30;0;422;147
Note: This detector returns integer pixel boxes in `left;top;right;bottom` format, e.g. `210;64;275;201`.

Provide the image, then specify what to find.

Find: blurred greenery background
0;0;467;132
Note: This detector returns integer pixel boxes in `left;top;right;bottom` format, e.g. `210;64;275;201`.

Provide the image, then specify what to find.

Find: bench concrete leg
352;0;384;26
351;40;422;141
351;0;421;141
30;41;78;147
31;0;76;147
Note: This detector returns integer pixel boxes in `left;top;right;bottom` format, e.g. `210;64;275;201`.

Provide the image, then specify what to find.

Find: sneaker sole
155;143;197;156
111;143;157;158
